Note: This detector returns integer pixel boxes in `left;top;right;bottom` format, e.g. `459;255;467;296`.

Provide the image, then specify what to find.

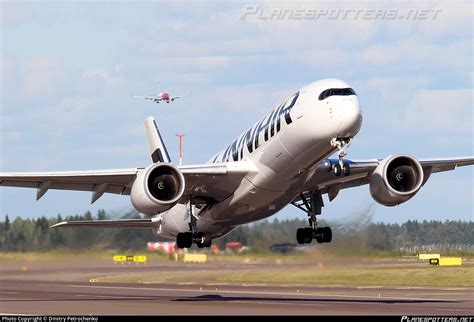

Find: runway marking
62;283;459;303
0;291;20;294
89;274;135;283
356;286;383;289
74;294;145;299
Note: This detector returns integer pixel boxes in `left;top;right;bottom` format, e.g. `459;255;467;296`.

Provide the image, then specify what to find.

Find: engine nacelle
369;154;424;207
130;163;185;216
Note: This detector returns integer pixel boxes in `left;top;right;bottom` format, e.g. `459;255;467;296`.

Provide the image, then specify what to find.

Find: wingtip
50;221;67;229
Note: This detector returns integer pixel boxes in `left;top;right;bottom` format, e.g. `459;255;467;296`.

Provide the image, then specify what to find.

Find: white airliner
133;82;188;104
1;79;472;249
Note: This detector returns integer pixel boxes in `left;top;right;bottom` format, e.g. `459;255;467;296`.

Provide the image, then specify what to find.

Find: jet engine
130;163;185;215
369;154;424;206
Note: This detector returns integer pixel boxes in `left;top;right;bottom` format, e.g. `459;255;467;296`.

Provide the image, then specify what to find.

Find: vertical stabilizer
144;116;171;163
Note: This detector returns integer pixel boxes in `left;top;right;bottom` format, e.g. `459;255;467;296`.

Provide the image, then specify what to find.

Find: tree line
1;209;473;253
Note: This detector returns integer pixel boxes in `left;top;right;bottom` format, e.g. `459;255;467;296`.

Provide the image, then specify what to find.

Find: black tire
323;227;332;243
315;227;324;243
303;227;313;244
203;232;213;248
296;228;305;244
196;232;204;248
183;232;193;248
176;233;186;249
343;163;350;176
197;232;212;248
334;164;342;176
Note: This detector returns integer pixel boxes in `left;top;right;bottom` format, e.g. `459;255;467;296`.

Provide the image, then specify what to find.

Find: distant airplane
133;82;188;104
1;79;473;250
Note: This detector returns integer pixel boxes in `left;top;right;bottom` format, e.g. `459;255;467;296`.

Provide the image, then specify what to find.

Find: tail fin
144;116;171;163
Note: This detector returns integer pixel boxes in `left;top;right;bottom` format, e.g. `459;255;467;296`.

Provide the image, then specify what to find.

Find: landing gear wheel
334;164;342;176
296;228;306;244
303;227;313;244
323;227;332;243
315;227;324;243
343;163;350;176
292;191;335;246
177;232;193;249
196;232;212;248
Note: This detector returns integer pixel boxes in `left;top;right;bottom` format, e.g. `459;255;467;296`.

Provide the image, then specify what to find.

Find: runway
1;279;473;315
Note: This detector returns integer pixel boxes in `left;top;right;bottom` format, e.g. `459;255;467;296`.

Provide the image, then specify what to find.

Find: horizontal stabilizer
51;217;161;229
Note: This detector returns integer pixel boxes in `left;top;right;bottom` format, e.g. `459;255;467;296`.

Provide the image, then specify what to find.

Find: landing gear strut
292;191;332;245
176;196;213;249
331;138;352;176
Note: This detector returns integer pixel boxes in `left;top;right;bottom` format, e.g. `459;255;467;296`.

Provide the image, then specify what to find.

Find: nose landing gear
331;138;352;176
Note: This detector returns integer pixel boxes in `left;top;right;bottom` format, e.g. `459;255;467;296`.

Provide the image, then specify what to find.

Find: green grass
217;265;474;287
89;263;474;287
2;251;473;287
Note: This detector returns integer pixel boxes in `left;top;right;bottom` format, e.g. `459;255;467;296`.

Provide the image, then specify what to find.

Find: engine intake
369;154;424;206
130;163;185;215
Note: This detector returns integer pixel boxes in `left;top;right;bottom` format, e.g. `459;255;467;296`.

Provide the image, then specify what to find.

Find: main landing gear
331;137;352;177
292;191;332;245
176;196;213;249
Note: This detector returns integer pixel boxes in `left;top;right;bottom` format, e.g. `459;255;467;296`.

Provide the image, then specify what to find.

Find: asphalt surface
0;257;473;315
1;279;473;315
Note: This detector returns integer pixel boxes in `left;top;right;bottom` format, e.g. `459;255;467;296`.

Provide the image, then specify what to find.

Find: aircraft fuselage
157;79;362;239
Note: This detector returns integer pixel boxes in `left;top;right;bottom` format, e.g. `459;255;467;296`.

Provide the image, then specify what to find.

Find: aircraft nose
335;97;362;138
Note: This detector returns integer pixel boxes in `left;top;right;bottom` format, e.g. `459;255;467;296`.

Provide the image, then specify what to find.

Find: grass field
217;265;474;287
1;251;472;287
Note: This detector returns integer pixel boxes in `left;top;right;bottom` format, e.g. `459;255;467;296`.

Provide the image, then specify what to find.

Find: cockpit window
318;88;356;101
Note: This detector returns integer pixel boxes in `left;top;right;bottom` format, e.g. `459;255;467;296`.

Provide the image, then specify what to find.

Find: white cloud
359;39;471;72
21;57;64;98
0;2;34;27
1;56;65;103
2;131;23;142
25;97;94;135
402;89;472;133
159;55;232;71
82;65;125;89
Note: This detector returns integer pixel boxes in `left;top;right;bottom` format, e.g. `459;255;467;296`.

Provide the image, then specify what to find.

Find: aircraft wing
0;168;140;202
51;217;161;229
304;156;474;201
0;116;254;206
0;161;255;204
133;95;158;101
170;92;190;101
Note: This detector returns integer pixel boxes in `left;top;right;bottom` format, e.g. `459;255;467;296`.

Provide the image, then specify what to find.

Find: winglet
144;116;171;163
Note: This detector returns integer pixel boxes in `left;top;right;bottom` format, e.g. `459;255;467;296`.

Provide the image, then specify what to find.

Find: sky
0;1;472;224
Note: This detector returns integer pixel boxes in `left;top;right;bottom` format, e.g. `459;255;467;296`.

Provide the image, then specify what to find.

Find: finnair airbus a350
1;79;472;249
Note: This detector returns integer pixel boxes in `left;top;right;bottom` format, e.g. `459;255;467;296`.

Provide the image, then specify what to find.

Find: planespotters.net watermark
241;5;442;20
401;317;474;322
